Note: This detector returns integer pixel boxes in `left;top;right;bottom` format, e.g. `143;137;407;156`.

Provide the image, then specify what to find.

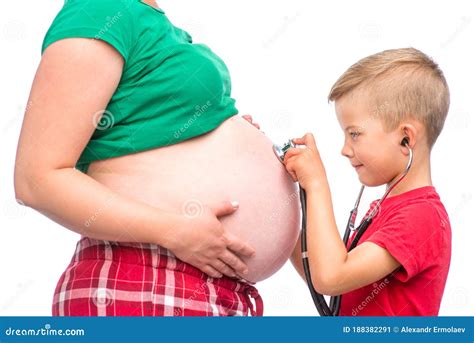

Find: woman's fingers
224;232;256;258
219;249;248;276
209;200;239;218
242;114;260;129
201;265;223;278
211;258;237;278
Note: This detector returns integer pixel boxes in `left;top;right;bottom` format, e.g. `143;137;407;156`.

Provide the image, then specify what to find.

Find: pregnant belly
87;114;301;282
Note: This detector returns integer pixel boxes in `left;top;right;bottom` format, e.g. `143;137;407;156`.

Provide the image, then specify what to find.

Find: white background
1;0;473;316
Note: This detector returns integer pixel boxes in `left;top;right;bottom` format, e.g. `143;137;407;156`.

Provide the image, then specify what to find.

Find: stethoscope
273;137;413;316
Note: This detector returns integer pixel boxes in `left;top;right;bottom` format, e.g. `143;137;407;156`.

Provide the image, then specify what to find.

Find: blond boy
286;48;451;316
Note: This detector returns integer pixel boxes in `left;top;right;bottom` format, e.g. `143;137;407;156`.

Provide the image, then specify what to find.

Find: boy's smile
335;93;409;187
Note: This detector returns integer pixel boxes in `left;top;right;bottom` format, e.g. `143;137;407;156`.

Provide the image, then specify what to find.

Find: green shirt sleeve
41;0;136;62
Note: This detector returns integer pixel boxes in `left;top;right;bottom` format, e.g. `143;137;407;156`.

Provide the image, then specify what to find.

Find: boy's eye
349;131;360;139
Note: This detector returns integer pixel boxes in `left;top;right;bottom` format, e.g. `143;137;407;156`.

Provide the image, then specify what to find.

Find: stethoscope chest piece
271;136;414;317
273;139;296;164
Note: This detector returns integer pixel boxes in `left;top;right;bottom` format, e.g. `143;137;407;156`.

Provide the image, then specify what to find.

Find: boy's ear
399;123;417;153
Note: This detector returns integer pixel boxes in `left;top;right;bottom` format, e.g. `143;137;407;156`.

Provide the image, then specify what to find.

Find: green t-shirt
41;0;239;173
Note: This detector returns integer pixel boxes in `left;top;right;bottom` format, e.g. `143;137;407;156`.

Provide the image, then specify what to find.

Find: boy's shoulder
373;185;449;227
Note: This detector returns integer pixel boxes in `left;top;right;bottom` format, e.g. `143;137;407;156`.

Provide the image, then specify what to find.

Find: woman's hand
169;201;256;279
283;133;328;191
242;114;261;130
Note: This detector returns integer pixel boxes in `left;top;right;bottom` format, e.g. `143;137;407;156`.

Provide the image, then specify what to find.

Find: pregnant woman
14;0;300;316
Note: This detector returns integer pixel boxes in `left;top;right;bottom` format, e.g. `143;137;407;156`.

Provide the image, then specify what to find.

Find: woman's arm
14;38;254;278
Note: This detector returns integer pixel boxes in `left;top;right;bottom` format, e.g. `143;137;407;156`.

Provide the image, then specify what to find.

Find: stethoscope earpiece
401;137;410;147
272;136;414;317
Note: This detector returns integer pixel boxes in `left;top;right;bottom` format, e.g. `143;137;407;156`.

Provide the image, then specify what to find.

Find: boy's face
335;93;408;187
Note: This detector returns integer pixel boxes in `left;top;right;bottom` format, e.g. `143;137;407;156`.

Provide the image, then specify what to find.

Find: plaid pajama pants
52;237;264;316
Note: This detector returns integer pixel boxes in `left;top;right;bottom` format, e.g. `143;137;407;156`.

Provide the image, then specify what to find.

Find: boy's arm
283;133;401;296
305;182;401;296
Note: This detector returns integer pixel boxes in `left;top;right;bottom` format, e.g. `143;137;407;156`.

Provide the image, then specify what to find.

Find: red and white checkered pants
52;237;264;316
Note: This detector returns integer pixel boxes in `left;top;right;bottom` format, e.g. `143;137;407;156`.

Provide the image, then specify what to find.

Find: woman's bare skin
87;114;300;282
14;29;299;283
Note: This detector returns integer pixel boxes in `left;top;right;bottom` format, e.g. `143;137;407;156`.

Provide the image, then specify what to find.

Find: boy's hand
283;133;327;191
241;114;261;130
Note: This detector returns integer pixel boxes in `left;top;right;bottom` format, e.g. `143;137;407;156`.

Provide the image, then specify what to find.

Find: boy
285;48;452;316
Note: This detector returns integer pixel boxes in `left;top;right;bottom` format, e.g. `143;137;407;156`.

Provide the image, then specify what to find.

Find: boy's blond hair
328;48;450;149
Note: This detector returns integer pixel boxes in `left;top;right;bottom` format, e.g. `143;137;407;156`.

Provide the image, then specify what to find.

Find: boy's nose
341;143;354;158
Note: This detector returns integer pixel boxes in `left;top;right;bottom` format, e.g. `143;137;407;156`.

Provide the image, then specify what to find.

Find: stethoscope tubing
300;145;413;316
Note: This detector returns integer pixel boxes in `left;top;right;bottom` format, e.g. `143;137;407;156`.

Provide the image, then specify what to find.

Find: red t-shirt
339;186;451;316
